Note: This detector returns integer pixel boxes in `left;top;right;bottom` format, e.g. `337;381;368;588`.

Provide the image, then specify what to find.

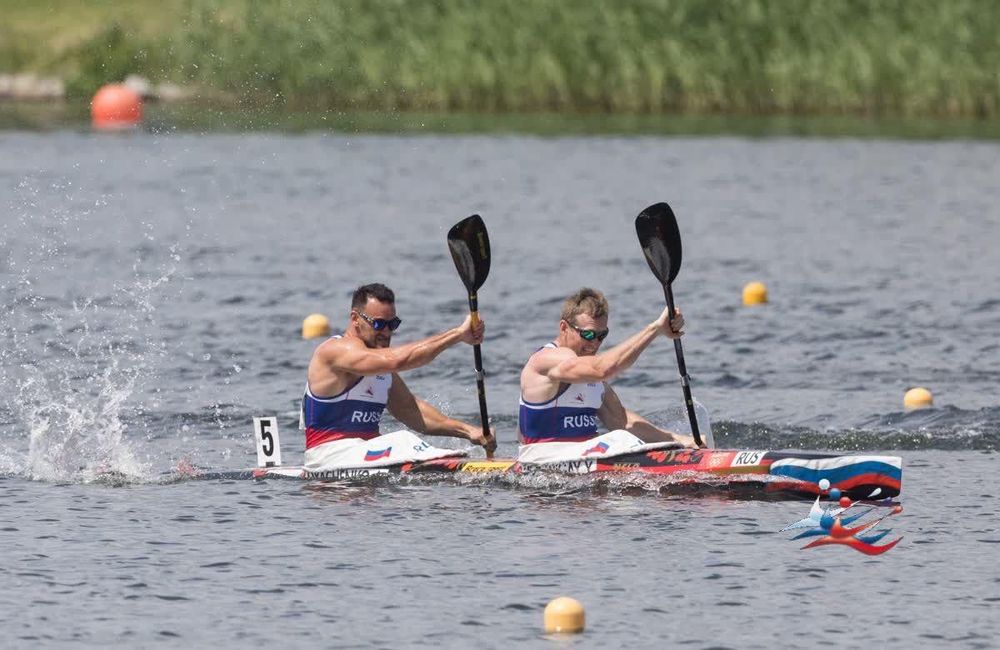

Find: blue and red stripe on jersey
303;372;392;449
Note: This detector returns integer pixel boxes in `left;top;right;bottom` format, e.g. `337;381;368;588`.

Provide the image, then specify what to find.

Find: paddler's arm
624;410;698;448
324;315;482;375
386;374;497;451
597;385;697;447
546;307;684;384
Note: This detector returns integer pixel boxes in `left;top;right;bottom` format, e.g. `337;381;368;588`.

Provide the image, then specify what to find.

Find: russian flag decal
582;441;610;456
364;447;392;462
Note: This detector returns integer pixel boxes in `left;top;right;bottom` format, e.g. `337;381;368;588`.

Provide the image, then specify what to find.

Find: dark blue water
1;132;998;647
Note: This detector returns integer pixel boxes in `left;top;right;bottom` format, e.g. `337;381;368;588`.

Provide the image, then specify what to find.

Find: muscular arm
597;385;696;447
547;306;684;384
386;374;469;438
309;315;484;398
547;322;662;384
322;328;466;376
624;409;696;447
386;375;495;452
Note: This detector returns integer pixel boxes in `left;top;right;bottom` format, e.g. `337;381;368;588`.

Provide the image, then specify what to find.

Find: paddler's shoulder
527;343;575;367
313;333;358;356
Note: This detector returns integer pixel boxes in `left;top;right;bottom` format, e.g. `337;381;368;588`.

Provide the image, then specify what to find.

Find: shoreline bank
4;101;1000;139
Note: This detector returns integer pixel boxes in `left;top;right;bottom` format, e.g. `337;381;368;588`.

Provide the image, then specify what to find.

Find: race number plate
254;416;283;467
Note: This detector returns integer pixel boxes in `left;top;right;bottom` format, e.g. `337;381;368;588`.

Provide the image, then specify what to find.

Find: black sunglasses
357;311;402;332
569;322;609;342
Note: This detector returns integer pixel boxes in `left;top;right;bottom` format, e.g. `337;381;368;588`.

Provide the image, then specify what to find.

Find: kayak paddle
635;202;705;448
447;214;494;458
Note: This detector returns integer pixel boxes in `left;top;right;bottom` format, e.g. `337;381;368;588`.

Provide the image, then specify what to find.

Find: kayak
207;436;902;500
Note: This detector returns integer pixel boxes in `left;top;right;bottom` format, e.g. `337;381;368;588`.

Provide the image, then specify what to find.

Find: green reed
7;0;1000;117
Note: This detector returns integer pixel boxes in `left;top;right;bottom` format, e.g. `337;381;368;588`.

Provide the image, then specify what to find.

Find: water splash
1;179;184;483
21;358;148;482
649;400;715;448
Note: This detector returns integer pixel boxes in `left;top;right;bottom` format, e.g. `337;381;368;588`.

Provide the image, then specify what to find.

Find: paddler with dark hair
518;287;698;463
303;282;496;470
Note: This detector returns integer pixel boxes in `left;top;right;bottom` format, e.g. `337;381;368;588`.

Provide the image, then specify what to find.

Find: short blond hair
560;288;609;323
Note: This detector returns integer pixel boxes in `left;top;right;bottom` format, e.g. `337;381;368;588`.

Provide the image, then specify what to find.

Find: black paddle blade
635;202;682;286
447;214;491;292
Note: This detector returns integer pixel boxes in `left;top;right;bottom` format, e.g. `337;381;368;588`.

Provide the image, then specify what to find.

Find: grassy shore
3;0;1000;117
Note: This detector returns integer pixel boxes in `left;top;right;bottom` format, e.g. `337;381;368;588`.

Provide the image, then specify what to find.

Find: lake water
1;130;998;647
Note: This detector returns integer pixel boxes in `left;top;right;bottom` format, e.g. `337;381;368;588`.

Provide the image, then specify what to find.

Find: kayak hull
212;448;901;500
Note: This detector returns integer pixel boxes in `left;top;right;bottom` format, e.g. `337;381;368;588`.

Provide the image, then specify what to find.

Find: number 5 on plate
253;416;283;468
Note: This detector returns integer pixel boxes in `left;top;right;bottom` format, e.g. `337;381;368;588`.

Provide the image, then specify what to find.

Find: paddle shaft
663;284;703;447
467;293;493;458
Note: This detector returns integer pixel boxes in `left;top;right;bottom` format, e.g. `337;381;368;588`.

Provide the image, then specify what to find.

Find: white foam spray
1;179;182;483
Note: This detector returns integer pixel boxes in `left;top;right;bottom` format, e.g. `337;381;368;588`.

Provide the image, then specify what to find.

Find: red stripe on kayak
835;473;901;491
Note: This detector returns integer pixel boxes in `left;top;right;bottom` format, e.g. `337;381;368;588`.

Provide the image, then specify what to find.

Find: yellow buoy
544;596;585;634
742;281;768;306
904;387;933;410
302;313;331;339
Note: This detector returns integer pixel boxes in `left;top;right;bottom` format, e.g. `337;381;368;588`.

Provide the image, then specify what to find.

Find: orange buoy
91;84;143;130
